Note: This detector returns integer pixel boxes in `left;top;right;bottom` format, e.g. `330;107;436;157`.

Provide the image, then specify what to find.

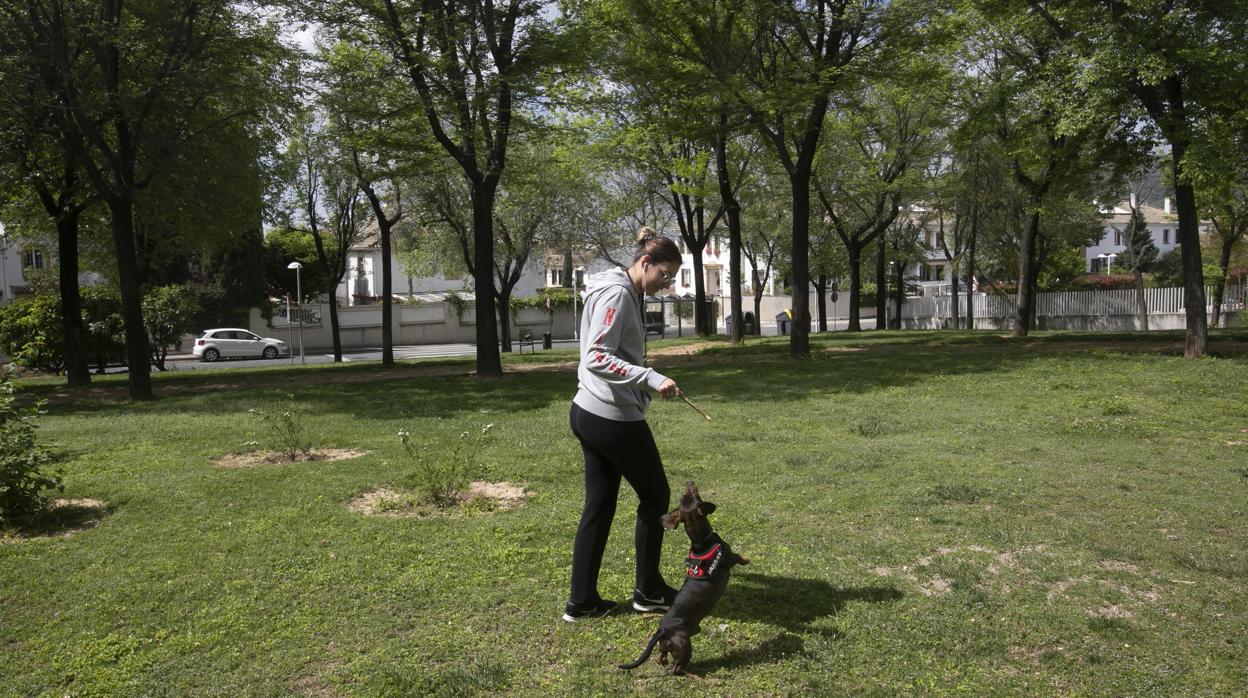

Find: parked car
193;328;289;362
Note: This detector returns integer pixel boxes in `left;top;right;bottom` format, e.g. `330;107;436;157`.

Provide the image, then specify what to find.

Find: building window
22;250;45;270
549;268;564;286
1162;229;1169;244
1114;229;1121;245
936;231;944;248
934;264;945;280
923;230;932;247
920;265;932;282
681;269;691;287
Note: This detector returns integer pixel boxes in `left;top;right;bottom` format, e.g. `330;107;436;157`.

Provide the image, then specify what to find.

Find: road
162;319;857;371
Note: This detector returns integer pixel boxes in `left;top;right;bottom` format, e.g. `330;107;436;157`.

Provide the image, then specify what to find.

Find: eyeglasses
649;265;677;284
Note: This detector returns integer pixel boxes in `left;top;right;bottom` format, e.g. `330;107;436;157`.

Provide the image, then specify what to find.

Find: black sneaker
562;598;618;623
632;585;678;613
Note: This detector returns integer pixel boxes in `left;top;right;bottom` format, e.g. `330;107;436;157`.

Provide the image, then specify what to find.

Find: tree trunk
691;244;708;336
380;219;394;367
950;262;961;330
496;291;512;353
1013;208;1040;337
1214;234;1235;328
107;198;153;400
967;202;978;331
715;126;744;347
328;281;343;361
814;274;828;332
847;246;863;332
893;261;903;329
471;180;503;377
57;209;90;386
1133;267;1149;331
875;234;887;330
787;166;811;357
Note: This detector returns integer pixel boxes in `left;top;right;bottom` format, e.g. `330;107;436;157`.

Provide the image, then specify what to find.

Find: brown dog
619;481;749;677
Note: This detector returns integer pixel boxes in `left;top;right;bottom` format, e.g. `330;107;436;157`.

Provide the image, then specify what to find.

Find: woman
563;227;683;622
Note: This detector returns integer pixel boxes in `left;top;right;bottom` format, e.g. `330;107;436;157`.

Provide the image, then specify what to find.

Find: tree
971;2;1123;336
0;0;293;398
304;0;569;378
814;77;940;332
284;120;367;362
1190;114;1248;328
1025;0;1248;356
142;285;198;371
740;0;884;356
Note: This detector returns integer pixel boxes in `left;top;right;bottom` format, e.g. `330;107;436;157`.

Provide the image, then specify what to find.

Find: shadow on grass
693;573;902;673
3;499;109;541
721;573;903;629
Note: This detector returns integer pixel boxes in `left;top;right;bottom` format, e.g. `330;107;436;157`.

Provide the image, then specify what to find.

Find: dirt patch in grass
1;498;107;543
213;448;368;469
348;481;533;517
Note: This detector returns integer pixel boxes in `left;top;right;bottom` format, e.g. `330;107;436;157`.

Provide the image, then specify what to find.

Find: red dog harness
686;536;729;580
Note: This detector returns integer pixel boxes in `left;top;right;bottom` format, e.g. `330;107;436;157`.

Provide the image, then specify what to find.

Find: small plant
248;395;311;462
400;423;493;509
0;377;62;525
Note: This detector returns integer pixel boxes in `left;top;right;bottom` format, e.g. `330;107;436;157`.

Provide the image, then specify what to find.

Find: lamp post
285;293;294;365
287;261;305;364
1097;252;1117;275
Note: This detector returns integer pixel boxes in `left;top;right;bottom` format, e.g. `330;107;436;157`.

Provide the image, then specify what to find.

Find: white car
193;328;289;362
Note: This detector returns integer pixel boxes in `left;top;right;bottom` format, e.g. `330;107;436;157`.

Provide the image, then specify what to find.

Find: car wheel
263;346;278;360
203;348;220;362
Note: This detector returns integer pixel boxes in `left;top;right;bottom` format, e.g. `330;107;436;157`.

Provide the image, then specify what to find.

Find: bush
0;378;61;525
248;395;311;462
399;424;492;509
0;294;64;374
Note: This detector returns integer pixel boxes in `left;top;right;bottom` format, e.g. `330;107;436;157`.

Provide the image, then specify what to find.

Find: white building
540;233;777;301
1084;198;1204;273
335;227;547;307
0;225;103;305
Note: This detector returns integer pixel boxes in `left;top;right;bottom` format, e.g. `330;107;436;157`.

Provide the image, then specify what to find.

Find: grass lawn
3;330;1246;696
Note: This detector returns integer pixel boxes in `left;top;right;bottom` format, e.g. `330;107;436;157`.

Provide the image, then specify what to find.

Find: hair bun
635;226;659;245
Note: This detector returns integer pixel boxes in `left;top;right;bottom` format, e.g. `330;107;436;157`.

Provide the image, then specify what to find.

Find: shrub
248;395;311;462
0;294;64;374
0;378;61;525
400;424;493;509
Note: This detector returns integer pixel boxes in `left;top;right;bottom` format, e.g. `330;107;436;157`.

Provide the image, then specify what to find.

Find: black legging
568;403;671;604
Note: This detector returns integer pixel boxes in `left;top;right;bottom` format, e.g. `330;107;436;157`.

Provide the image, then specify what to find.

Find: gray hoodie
573;267;669;421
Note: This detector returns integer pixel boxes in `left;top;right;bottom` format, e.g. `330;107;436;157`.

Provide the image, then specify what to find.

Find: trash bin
542;332;552;350
743;311;756;335
775;311;790;336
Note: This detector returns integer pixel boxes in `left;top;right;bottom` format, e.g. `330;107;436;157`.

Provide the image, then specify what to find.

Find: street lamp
572;266;586;341
1096;252;1117;275
287;261;305;364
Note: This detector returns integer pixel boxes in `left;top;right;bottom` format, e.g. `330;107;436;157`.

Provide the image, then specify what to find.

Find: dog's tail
618;628;664;670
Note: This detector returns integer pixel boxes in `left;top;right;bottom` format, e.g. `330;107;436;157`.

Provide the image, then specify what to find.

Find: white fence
897;286;1244;331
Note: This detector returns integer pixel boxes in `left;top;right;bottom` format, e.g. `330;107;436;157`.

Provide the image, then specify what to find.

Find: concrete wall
251;301;575;350
899;311;1240;331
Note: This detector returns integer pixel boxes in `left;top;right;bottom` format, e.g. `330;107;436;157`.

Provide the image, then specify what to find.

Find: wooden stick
678;392;712;421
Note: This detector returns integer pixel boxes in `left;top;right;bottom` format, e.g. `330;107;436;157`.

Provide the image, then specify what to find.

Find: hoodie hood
584;266;636;298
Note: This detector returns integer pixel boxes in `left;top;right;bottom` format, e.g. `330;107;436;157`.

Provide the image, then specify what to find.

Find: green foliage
509;288;573;313
0;378;60;525
1038;244;1092;291
247;395;311;463
444;291;470;320
80;287;125;372
0;294;63;374
399;424;493;510
142;285;200;371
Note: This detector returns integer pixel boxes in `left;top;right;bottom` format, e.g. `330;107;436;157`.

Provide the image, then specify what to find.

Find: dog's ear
698;501;716;516
661;509;682;529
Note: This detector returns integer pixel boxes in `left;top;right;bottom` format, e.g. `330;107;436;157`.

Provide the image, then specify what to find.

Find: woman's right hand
657;378;679;399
